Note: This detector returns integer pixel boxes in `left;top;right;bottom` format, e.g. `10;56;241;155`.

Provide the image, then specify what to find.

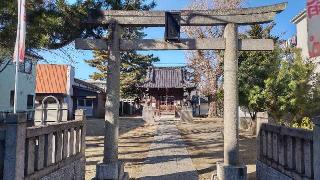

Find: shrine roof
139;66;196;89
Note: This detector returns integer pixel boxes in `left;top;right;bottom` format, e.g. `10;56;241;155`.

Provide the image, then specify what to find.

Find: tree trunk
249;120;257;135
248;110;257;135
208;95;218;118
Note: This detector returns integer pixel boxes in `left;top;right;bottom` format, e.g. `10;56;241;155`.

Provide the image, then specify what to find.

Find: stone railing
257;123;319;180
0;110;86;180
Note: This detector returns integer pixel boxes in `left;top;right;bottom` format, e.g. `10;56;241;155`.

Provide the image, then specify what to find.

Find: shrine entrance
75;3;286;180
159;95;175;112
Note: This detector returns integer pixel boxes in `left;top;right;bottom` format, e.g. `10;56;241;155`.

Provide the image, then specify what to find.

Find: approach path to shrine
139;119;198;180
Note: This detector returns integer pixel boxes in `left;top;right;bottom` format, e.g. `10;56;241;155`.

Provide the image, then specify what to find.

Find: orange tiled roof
36;64;68;94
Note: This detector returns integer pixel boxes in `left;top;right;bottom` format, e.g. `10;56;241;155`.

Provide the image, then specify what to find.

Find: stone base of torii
214;163;247;180
96;162;129;180
75;3;286;180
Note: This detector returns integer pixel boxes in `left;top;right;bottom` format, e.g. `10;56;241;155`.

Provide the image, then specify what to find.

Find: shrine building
139;66;196;117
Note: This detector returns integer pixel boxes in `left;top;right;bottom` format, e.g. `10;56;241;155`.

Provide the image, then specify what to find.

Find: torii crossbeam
76;3;286;180
85;3;286;27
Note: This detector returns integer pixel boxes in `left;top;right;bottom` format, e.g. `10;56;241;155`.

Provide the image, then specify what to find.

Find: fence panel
24;120;85;180
258;123;314;179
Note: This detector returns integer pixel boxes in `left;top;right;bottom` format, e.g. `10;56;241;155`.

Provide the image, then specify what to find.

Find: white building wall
294;13;320;74
0;60;36;111
296;17;309;58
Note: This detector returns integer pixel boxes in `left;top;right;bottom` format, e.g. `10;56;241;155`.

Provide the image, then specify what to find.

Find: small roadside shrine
76;3;286;180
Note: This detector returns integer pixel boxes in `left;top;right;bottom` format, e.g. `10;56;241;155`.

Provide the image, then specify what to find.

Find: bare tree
182;0;244;117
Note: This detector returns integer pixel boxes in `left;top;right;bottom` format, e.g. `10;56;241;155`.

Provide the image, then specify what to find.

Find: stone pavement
139;119;199;180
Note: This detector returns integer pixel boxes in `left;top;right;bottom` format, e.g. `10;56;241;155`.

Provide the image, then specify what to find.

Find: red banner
13;0;26;62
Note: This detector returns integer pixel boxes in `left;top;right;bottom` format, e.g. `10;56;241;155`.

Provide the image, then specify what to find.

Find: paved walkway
139;120;199;180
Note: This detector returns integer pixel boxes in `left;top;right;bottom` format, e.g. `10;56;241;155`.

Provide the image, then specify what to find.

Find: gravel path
139;120;199;180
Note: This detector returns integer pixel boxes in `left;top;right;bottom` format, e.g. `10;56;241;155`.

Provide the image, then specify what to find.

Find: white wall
295;15;320;74
296;17;309;58
0;60;36;111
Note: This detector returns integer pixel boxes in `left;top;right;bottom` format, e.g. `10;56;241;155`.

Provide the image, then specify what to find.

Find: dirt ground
177;118;257;180
85;117;156;180
85;117;257;180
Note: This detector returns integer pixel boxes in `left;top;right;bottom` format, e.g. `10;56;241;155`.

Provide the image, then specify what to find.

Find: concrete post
256;112;268;135
223;23;239;166
214;23;246;180
96;22;128;180
103;21;121;164
313;116;320;180
3;113;27;180
75;109;86;153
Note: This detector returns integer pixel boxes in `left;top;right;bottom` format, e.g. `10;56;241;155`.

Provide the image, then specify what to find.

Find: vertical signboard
307;0;320;58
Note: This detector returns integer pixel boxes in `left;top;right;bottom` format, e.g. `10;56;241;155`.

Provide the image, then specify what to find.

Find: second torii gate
76;3;286;180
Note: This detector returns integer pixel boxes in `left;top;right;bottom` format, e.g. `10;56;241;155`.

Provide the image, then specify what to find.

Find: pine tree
0;0;100;59
85;0;159;99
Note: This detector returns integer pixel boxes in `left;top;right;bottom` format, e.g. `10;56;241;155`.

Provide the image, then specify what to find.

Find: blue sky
38;0;306;80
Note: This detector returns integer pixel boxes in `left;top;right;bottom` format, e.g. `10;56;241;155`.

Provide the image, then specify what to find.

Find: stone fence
0;110;86;180
257;122;320;180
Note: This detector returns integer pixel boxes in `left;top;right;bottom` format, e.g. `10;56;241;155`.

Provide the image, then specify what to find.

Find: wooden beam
86;3;287;26
75;38;274;51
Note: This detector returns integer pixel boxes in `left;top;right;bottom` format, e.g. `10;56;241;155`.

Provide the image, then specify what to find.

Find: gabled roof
36;64;105;94
36;64;68;94
140;66;195;89
74;78;105;93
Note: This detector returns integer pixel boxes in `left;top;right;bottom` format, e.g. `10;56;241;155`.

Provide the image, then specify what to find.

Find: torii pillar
214;23;245;180
95;21;128;180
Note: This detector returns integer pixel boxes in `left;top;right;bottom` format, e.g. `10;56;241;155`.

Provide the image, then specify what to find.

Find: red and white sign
13;0;26;62
307;0;320;58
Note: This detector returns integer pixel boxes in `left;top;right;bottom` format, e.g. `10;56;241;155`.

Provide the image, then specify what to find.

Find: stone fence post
3;113;27;180
142;106;154;124
75;109;86;154
180;106;193;122
256;112;268;136
313;116;320;180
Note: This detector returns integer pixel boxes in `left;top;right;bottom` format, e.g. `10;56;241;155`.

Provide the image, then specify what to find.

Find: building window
78;99;85;106
86;99;93;107
10;91;14;107
27;95;34;109
19;60;33;74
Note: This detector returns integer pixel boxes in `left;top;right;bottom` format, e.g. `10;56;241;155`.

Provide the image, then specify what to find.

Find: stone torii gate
76;3;286;180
